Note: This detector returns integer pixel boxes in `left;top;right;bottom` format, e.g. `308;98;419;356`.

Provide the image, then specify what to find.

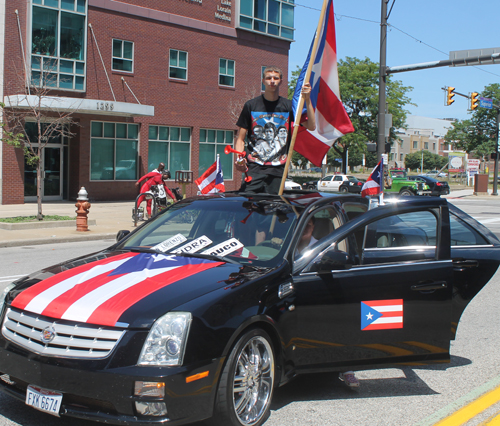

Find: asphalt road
0;198;498;426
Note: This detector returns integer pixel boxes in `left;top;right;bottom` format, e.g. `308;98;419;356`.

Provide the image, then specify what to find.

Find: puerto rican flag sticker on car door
361;299;403;330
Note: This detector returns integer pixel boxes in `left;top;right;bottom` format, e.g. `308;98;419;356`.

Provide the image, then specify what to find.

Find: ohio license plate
26;385;62;416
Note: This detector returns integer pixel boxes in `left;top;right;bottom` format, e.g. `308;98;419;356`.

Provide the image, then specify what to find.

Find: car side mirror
311;249;353;273
116;230;130;242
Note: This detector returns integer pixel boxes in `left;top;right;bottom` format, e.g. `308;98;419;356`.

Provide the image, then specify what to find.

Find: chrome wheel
232;336;274;425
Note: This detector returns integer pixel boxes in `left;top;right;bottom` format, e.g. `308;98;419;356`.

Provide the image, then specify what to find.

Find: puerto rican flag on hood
10;252;223;327
361;160;383;197
292;0;354;167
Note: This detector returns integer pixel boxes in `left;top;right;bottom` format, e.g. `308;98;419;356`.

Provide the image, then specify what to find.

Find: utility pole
377;0;389;163
493;109;500;196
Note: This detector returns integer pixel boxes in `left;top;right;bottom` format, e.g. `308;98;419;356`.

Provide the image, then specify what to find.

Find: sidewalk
0;189;494;248
0;201;136;248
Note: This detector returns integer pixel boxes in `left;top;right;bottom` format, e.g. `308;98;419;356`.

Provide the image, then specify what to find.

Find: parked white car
285;179;301;190
317;174;353;191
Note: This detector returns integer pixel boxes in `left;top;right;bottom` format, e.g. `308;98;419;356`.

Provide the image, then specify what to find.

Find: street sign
479;97;493;109
467;159;480;170
449;47;500;66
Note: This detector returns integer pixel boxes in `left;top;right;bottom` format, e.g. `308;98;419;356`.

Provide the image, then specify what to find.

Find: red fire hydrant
75;187;91;232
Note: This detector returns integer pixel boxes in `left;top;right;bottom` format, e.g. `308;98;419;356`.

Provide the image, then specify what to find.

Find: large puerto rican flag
361;299;403;330
361;160;383;197
292;0;354;167
195;154;225;194
10;253;223;327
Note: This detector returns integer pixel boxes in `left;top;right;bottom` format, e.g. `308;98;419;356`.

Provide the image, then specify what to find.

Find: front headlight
138;312;192;366
0;283;15;314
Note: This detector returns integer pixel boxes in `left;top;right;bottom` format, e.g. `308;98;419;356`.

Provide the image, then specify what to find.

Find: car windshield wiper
128;247;162;254
166;251;240;265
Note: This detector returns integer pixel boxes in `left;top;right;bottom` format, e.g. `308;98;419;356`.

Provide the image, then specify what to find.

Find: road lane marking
415;375;500;426
478;219;500;224
0;275;25;283
432;384;500;426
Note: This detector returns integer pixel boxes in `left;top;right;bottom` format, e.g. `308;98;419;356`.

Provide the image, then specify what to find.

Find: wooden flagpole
278;0;330;196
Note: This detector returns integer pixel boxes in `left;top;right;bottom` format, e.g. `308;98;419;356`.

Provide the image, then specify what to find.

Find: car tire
208;328;275;426
308;185;316;190
340;186;348;193
399;189;414;196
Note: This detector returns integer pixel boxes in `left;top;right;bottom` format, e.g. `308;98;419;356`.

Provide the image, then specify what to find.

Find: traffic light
492;153;497;160
446;87;455;105
471;92;479;110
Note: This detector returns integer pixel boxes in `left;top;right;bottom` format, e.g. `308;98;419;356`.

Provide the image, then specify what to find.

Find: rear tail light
436;182;443;186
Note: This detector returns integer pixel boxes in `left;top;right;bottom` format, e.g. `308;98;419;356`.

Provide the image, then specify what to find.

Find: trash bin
474;174;488;194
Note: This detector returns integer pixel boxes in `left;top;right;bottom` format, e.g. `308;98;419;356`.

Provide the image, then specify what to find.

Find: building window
112;39;133;72
148;126;191;176
31;0;87;91
412;141;418;149
90;122;139;181
433;143;436;151
238;0;295;40
199;129;234;179
169;50;188;80
219;59;235;87
261;65;268;91
424;142;429;150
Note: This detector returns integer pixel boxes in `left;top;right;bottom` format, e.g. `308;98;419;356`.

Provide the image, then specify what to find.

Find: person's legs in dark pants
239;173;282;194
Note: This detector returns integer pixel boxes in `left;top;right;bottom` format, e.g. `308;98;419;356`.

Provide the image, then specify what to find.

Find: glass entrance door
24;146;63;201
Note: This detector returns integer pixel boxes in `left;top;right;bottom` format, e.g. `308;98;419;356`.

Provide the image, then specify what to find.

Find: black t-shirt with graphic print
236;95;293;176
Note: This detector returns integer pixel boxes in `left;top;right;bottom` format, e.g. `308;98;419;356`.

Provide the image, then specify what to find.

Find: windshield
390;170;407;178
118;197;299;266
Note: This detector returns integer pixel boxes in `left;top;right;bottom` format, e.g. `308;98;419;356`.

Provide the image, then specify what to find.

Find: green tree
1;70;77;220
444;83;499;168
288;57;415;173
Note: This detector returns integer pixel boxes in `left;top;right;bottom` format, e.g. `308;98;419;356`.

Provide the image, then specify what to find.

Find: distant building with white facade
391;115;458;167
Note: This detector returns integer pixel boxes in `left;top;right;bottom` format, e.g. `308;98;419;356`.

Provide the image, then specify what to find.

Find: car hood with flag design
7;251;247;329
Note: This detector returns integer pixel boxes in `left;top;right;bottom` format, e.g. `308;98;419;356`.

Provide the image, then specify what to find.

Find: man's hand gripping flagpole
278;0;330;196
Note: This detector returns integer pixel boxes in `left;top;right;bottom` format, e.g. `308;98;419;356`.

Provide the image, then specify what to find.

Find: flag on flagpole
195;154;225;194
361;160;384;197
292;0;354;167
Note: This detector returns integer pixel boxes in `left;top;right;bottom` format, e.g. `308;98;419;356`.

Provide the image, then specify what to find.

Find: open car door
448;204;500;338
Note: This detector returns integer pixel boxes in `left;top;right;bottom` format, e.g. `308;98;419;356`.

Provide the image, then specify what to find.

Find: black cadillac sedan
0;192;498;426
407;175;450;196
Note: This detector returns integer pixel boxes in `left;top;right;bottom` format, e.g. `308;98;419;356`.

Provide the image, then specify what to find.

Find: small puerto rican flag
361;299;403;330
361;160;383;198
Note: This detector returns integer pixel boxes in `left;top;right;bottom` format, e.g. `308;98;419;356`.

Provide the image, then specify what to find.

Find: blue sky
289;0;500;121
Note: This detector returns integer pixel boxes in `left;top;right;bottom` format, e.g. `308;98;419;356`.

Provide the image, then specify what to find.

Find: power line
294;2;500;78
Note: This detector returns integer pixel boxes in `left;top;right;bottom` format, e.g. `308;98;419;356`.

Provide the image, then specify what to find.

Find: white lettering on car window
173;236;213;254
201;238;243;257
152;234;187;253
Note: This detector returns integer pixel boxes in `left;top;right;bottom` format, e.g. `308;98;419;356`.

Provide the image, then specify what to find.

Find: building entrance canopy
3;95;154;117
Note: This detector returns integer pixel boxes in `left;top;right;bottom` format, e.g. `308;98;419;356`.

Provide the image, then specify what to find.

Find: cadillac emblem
40;326;56;343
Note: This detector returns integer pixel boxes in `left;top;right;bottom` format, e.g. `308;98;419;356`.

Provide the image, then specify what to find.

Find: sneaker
339;371;359;388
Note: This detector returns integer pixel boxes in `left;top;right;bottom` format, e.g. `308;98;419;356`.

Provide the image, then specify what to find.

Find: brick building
0;0;295;204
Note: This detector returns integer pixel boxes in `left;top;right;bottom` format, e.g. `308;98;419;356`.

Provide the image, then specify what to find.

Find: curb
0;233;118;248
0;220;97;231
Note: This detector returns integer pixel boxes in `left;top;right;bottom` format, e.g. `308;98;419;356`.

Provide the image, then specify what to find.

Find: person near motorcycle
135;171;175;218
